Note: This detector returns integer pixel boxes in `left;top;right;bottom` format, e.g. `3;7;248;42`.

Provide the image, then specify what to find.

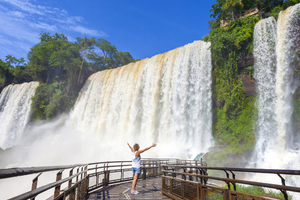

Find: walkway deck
87;177;170;200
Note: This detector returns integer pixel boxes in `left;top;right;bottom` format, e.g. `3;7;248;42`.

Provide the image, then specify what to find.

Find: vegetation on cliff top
209;0;300;30
0;32;138;120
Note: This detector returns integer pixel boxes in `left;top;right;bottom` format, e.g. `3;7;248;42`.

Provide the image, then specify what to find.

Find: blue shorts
132;167;141;174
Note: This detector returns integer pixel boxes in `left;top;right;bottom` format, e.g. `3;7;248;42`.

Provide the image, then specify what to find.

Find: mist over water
70;40;213;159
0;40;213;167
0;41;213;199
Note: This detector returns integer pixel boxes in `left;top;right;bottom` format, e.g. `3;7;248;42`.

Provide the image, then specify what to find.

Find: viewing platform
87;177;169;199
1;159;300;200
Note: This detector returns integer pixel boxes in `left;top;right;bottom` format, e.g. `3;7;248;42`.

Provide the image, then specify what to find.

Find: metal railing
162;164;300;200
0;158;170;200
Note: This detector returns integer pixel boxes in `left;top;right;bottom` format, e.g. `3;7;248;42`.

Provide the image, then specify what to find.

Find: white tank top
132;151;141;168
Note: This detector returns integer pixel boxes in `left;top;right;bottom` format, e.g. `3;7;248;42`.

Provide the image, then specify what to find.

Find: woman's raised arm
127;142;134;152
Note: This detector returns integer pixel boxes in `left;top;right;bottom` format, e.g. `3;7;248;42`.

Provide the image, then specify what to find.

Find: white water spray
0;82;39;149
252;17;278;165
275;4;300;154
252;4;300;169
0;41;213;200
70;40;213;158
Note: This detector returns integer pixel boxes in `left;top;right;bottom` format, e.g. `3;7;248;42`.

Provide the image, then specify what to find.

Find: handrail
162;164;300;200
8;169;88;200
163;164;300;176
0;164;86;179
2;158;174;200
162;170;300;193
0;159;170;179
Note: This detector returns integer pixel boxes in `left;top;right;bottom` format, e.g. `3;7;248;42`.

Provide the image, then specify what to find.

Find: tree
27;32;71;83
223;0;243;20
76;37;95;84
113;51;135;68
95;38;117;69
0;59;11;90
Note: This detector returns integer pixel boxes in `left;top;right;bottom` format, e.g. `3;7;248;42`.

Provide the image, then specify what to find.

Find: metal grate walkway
87;177;170;200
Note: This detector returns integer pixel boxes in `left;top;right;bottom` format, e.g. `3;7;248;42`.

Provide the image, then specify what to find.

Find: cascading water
252;17;278;165
252;3;300;169
70;40;213;158
275;3;300;153
0;82;39;149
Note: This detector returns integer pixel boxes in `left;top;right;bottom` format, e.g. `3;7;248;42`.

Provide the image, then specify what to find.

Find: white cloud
8;11;26;18
0;0;107;60
29;22;57;31
53;16;83;25
0;13;39;43
69;25;105;37
2;0;45;15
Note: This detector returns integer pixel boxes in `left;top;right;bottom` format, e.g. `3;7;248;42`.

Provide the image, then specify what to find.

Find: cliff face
238;54;256;97
238;54;254;68
241;76;256;96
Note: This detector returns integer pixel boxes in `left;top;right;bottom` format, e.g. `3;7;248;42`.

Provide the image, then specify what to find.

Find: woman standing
127;142;156;195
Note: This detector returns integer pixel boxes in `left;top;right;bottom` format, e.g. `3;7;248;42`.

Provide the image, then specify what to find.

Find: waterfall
253;4;300;168
253;17;278;164
0;82;39;149
275;4;300;153
70;40;213;157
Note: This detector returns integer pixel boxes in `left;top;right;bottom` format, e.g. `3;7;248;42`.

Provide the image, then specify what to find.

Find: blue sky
0;0;216;61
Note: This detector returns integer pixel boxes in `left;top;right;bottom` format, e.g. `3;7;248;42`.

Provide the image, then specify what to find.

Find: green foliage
223;0;244;20
215;97;257;152
0;32;138;120
0;59;14;91
236;185;290;199
31;82;74;120
204;16;259;156
208;0;290;30
270;5;284;18
270;0;300;19
206;184;290;200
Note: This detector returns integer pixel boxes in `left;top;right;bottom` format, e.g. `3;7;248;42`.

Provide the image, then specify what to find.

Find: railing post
85;176;89;198
223;189;229;200
182;168;186;180
103;163;109;187
181;180;184;198
230;171;236;191
76;167;80;183
120;162;123;181
84;166;87;177
278;174;288;200
68;169;75;200
84;166;88;197
76;167;81;200
81;167;84;180
95;165;99;187
106;170;110;187
30;173;42;200
69;169;73;188
54;170;63;198
143;168;147;180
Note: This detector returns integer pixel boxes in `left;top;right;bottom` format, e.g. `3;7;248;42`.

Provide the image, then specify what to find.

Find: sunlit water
0;41;213;199
0;82;39;149
251;4;300;199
